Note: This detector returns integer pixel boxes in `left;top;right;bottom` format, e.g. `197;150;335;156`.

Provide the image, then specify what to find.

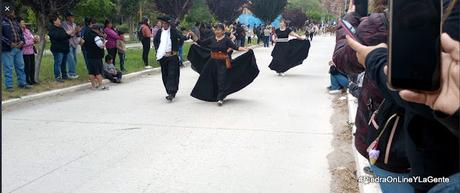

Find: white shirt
156;27;172;61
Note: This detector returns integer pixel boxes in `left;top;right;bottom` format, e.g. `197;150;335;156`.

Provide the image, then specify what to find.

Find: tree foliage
183;0;214;27
73;0;116;22
206;0;245;23
249;0;287;23
282;9;308;29
154;0;194;20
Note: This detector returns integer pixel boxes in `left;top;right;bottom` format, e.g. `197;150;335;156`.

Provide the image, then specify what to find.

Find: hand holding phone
389;0;442;92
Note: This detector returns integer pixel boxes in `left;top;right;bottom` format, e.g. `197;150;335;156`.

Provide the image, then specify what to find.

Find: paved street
2;36;337;193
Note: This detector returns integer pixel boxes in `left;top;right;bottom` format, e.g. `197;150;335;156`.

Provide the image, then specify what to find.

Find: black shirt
209;37;239;52
83;30;105;59
48;25;71;53
275;28;292;39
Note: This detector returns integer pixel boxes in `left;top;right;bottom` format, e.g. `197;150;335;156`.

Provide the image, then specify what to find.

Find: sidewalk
347;92;382;193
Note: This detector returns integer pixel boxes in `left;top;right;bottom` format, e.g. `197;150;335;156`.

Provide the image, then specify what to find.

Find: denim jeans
2;48;27;88
370;164;414;193
178;46;183;64
52;51;68;79
67;46;77;76
263;36;270;47
428;172;460;193
118;51;126;71
330;73;349;90
82;48;89;71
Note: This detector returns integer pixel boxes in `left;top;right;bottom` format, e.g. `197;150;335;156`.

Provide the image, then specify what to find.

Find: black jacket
48;25;71;53
153;27;181;52
365;48;459;193
83;30;105;59
2;17;24;52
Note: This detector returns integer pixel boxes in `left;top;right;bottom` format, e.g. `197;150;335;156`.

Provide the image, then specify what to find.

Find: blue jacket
1;17;24;52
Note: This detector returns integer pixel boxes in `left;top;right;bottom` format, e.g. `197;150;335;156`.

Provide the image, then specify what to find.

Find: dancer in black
153;16;181;102
269;19;311;76
188;24;259;106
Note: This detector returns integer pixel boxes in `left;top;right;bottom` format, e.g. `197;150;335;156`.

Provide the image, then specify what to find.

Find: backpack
366;98;410;173
138;25;145;41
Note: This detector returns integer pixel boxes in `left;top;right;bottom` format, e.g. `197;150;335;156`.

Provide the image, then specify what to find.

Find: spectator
1;4;31;92
191;22;201;40
20;17;38;85
62;11;81;79
152;20;162;41
116;30;127;72
103;55;122;83
328;61;348;94
104;19;123;69
84;23;108;90
263;26;271;47
247;25;253;44
49;15;75;82
139;16;153;69
80;17;95;71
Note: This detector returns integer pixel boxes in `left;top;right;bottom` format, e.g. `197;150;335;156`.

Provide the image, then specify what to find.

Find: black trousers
216;62;228;101
141;39;150;66
107;48;118;66
23;54;36;84
103;71;122;83
159;55;180;95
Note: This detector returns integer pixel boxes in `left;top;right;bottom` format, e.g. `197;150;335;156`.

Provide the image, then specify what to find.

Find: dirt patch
327;94;360;193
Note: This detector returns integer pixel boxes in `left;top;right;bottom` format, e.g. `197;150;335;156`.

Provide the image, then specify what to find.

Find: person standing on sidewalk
62;11;81;79
49;15;76;82
20;17;39;85
1;4;31;92
104;19;123;69
116;30;127;72
80;17;95;71
139;16;153;69
153;16;181;102
84;24;108;90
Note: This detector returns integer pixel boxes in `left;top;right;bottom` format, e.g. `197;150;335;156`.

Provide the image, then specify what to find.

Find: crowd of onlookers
330;0;459;193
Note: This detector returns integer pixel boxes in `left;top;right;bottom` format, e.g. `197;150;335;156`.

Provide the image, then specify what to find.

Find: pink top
22;27;35;55
104;27;122;49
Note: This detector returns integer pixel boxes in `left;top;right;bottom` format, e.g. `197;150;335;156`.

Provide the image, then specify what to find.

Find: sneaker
328;90;342;94
98;86;109;91
68;75;80;79
56;78;65;82
6;88;14;92
217;100;224;106
144;66;153;69
165;95;173;102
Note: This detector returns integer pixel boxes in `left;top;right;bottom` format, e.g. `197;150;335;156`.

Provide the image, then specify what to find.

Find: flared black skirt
269;39;311;73
187;44;260;102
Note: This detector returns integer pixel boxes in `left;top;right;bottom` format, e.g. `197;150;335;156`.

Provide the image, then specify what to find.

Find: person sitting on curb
103;55;122;83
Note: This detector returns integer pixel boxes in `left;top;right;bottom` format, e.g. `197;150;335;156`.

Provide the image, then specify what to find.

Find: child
103;55;122;83
116;31;127;72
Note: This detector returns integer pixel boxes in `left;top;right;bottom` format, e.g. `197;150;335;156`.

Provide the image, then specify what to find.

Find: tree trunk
34;12;47;83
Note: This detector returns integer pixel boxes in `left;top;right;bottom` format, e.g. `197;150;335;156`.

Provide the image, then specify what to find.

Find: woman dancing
269;19;311;76
188;23;259;106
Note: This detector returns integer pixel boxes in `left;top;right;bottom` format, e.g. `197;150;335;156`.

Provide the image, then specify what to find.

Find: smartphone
389;0;442;92
340;19;358;41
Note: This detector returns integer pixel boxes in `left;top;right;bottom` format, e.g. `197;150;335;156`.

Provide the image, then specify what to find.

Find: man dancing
154;16;181;102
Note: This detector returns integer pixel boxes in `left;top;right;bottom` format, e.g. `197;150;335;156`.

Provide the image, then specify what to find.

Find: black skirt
269;39;311;73
187;44;260;102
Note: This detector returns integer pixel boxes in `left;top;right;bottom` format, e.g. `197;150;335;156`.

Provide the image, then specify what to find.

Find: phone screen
390;0;441;91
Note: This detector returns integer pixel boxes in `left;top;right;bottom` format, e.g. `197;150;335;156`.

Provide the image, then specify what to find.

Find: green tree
206;0;245;23
73;0;116;22
20;0;78;81
249;0;287;23
154;0;194;20
183;0;214;28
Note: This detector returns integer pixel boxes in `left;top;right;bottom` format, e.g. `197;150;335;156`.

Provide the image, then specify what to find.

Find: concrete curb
2;44;261;109
347;92;382;193
1;61;190;110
